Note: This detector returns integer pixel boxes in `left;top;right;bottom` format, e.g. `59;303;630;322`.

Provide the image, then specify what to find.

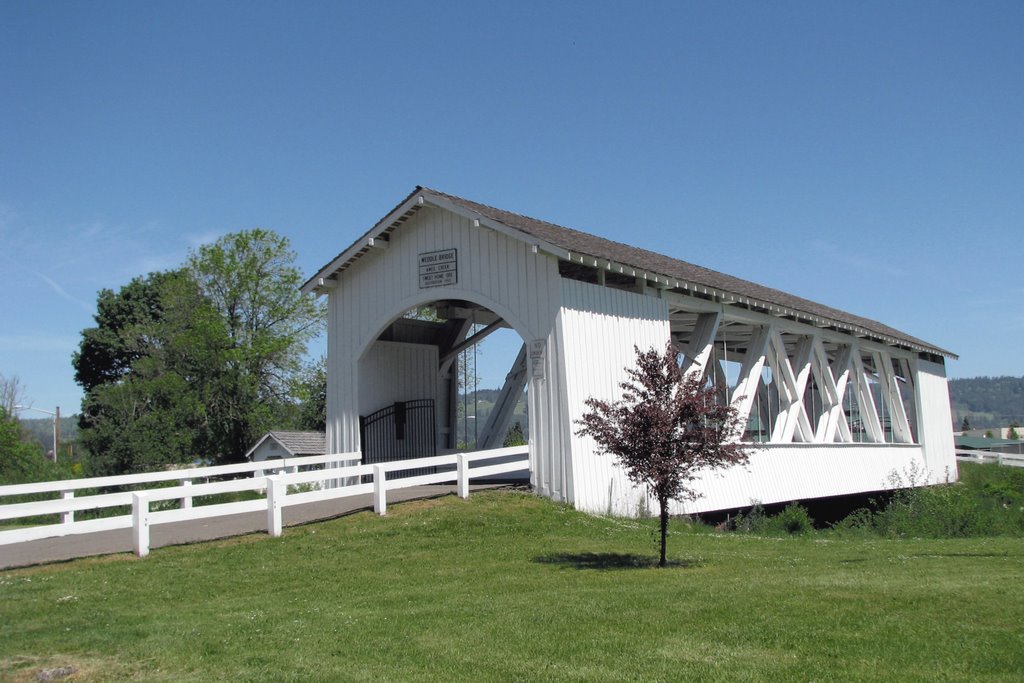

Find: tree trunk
659;494;669;567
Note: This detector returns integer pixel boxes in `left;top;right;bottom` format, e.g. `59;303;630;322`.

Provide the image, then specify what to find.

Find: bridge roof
304;186;955;359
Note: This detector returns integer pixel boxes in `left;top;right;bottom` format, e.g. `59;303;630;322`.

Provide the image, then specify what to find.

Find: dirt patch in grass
0;654;143;682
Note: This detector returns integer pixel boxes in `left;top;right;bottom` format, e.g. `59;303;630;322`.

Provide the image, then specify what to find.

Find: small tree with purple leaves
577;343;751;567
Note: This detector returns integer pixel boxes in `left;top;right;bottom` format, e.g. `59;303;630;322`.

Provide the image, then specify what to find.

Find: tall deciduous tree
74;230;325;474
188;229;323;403
577;343;751;567
0;372;29;416
73;271;179;394
186;229;325;461
75;271;215;473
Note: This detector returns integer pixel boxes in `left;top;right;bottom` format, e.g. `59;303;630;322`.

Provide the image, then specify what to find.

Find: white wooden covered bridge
302;187;957;516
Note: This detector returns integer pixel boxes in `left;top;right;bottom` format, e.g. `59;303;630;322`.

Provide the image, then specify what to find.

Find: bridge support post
132;492;150;558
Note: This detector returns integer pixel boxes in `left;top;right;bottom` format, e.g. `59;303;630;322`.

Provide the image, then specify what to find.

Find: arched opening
356;298;530;478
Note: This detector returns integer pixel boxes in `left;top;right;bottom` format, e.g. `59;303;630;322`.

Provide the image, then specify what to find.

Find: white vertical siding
914;358;958;484
674;444;930;514
556;279;671;516
358;341;438;416
327;283;360;453
325;206;564;463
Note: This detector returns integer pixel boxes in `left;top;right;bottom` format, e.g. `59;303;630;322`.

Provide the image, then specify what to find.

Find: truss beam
851;347;885;443
811;340;853;443
729;325;771;440
872;350;913;444
679;312;721;381
767;330;814;443
476;345;529;450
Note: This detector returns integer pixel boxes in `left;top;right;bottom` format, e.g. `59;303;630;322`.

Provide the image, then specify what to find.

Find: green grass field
2;488;1023;681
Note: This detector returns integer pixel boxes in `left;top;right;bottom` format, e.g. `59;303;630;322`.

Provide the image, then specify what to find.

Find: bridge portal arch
357;295;532;459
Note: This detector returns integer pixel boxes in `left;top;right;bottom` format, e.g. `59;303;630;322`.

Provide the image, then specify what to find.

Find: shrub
830;507;876;536
733;502;814;536
776;503;814;535
832;463;1024;538
732;502;767;534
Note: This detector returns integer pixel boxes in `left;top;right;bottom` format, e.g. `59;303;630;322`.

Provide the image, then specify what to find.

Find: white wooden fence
0;446;529;557
955;449;1024;468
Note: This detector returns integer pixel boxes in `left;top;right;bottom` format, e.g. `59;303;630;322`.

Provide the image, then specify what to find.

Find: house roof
245;431;326;460
955;435;1021;450
304;186;955;359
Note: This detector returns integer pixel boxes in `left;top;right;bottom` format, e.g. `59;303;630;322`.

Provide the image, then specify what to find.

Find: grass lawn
2;490;1023;681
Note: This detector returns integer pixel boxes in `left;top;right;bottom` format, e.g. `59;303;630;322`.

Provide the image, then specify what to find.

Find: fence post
457;454;470;499
180;479;193;509
132;492;150;558
373;465;386;515
266;475;284;537
61;490;74;524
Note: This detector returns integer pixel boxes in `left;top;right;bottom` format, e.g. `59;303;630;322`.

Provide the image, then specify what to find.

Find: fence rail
0;452;360;528
0;446;529;557
0;452;358;497
956;449;1024;468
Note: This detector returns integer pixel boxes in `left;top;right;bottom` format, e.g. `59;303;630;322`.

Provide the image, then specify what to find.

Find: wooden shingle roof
305;186;954;359
245;431;326;460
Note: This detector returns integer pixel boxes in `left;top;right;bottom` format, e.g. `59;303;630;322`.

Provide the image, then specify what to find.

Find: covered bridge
302;187;957;516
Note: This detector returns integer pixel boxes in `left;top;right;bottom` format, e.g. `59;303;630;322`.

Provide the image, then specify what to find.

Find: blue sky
2;1;1022;414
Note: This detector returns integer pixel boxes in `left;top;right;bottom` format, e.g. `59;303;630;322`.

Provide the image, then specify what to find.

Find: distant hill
456;388;528;446
948;376;1024;429
18;415;79;455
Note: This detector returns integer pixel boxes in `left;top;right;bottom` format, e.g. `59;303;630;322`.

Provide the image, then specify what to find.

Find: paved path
0;484;496;571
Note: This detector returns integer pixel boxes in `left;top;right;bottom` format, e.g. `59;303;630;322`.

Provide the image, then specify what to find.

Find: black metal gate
359;399;438;479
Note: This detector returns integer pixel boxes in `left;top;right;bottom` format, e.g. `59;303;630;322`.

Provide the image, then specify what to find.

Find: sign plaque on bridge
530;339;546;380
418;248;458;288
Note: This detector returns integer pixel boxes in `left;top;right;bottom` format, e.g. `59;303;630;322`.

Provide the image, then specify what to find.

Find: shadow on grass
533;552;699;570
910;552;1013;559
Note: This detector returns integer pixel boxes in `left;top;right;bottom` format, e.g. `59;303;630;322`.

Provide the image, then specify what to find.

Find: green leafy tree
0;407;65;484
503;421;526;447
292;357;327;432
73;271;180;393
76;271;215;473
577;343;751;567
188;229;324;405
79;367;208;474
186;230;326;459
1009;422;1021;441
75;230;325;474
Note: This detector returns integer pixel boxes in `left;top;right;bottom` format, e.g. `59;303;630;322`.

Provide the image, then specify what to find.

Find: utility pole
14;405;60;462
54;406;61;463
